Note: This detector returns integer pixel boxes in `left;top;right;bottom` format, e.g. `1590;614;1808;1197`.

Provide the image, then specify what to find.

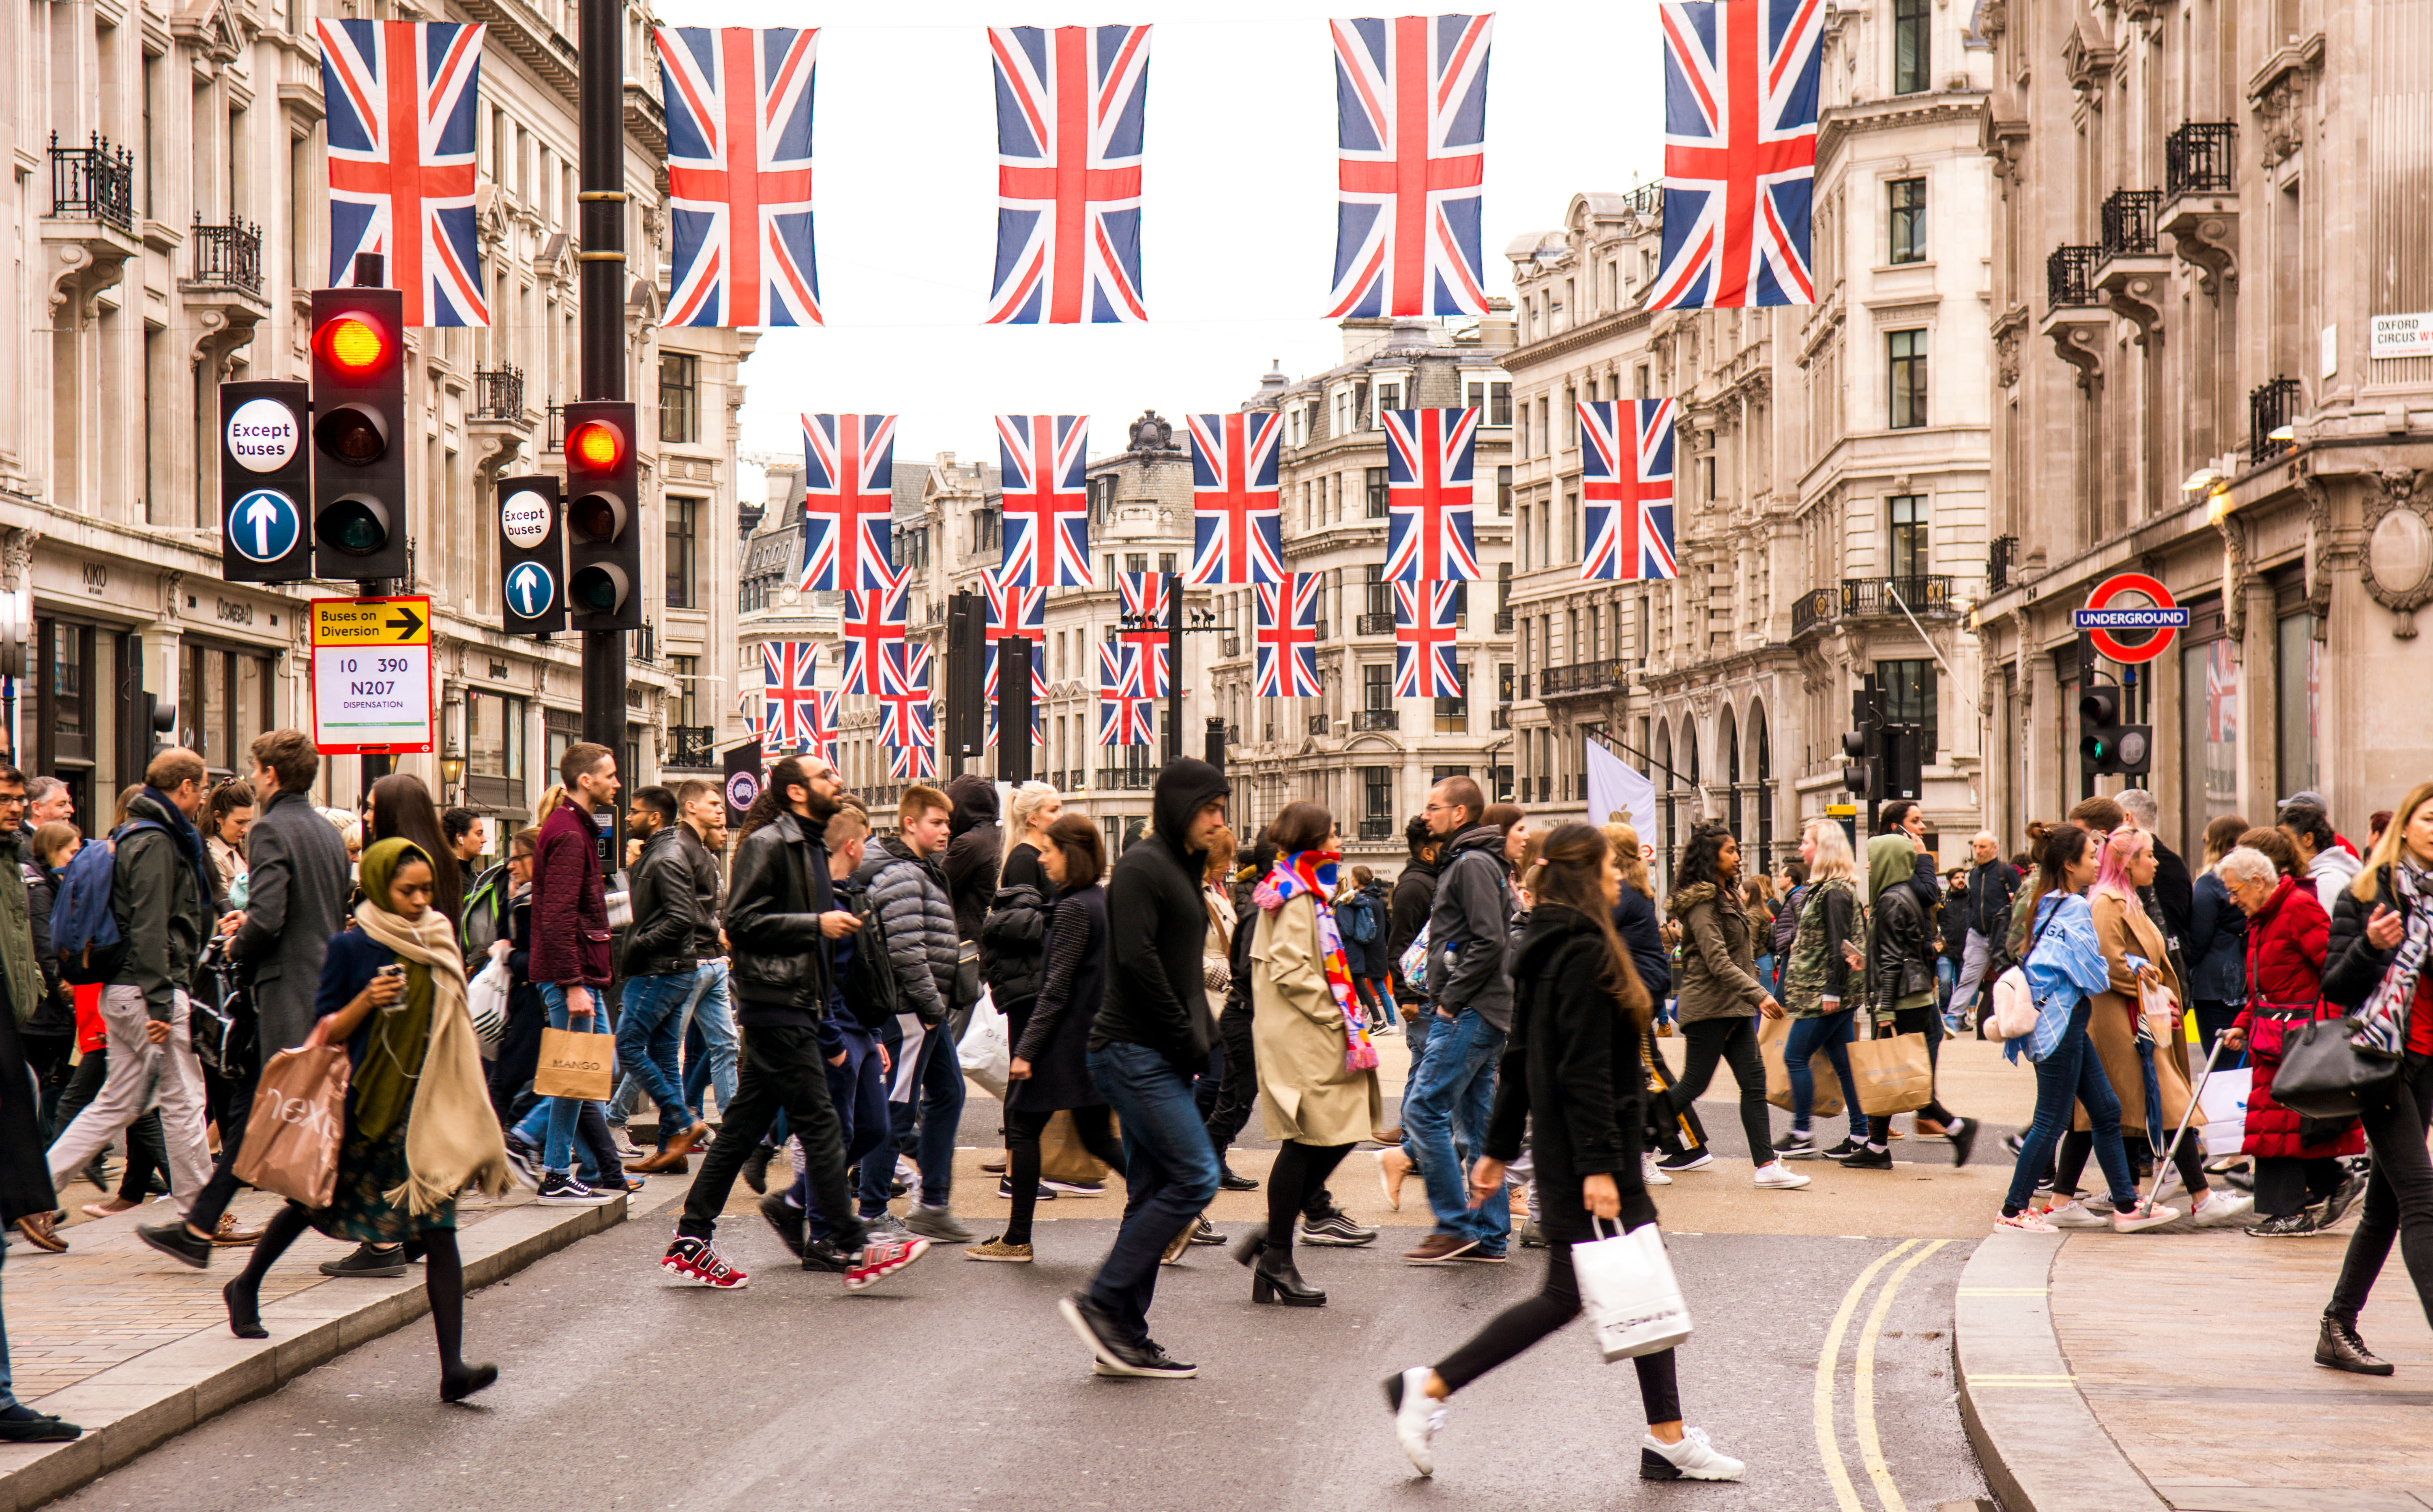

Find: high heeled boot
1251;1239;1326;1306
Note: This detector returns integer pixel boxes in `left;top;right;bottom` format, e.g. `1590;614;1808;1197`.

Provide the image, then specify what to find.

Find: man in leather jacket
617;787;708;1172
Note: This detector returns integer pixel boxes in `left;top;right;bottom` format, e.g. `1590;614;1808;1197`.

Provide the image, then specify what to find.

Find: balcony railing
2047;245;2103;308
2165;122;2237;196
473;365;525;421
1095;766;1153;791
1357;816;1395;841
546;403;567;450
1791;586;1837;637
1355;612;1395;635
1988;534;2019;593
1352;708;1398;731
1493;607;1514;633
1538;658;1631;696
1307;713;1331;736
2250;376;2302;464
1844;575;1954;618
49;133;134;230
189;220;262;293
2099;190;2165;259
665;725;716;768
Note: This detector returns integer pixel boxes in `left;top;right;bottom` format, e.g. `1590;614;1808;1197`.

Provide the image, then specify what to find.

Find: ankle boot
2315;1313;2395;1376
1251;1241;1326;1306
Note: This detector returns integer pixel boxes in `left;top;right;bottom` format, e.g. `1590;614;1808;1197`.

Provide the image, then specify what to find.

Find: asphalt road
53;1200;1988;1512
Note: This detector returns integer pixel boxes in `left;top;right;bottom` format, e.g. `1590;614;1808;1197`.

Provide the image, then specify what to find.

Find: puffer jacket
857;836;958;1025
981;877;1053;1024
1663;879;1768;1025
2232;875;2364;1160
723;810;834;1026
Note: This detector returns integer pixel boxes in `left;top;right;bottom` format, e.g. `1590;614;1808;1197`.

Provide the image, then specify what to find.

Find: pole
348;253;396;790
2078;634;2098;803
1164;570;1183;766
578;0;626;866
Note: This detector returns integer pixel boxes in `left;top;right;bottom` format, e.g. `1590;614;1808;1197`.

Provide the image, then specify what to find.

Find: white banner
1584;739;1658;835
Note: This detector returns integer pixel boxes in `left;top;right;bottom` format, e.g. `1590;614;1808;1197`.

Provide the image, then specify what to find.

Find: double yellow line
1813;1238;1950;1512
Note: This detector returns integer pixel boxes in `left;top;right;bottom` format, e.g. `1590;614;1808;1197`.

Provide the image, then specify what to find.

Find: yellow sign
1826;803;1857;817
311;596;431;648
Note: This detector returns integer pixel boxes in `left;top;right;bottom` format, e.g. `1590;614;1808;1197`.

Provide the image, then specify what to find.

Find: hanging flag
890;744;938;781
985;24;1151;324
318;19;487;327
800;413;899;592
1098;644;1156;745
1393;581;1463;699
837;583;907;697
1115;572;1172;696
1648;0;1821;309
879;643;935;750
656;27;821;327
1326;13;1493;319
737;686;763;740
1254;574;1323;698
760;641;822;752
996;414;1091;588
1588;398;1679;580
801;682;835;761
984;645;1047;748
983;567;1047;637
1381;407;1480;583
1186;412;1285;585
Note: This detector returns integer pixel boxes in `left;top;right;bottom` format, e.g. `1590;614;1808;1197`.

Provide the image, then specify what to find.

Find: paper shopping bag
533;1027;615;1100
1846;1031;1935;1116
232;1044;352;1209
1039;1109;1121;1185
2197;1065;2253;1160
1759;1010;1843;1117
1575;1218;1693;1362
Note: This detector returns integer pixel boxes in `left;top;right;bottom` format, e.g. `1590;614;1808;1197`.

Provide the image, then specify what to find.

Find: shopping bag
232;1044;352;1209
1575;1217;1693;1362
1845;1031;1934;1116
532;1027;614;1100
1039;1109;1120;1185
957;987;1010;1100
466;960;510;1060
2198;1065;2253;1159
1759;1010;1843;1116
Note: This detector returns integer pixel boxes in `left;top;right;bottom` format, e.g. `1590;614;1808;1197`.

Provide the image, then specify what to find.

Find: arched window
1721;704;1742;842
1656;721;1676;877
1752;702;1774;874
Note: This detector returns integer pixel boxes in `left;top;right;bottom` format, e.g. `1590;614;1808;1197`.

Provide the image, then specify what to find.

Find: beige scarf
351;900;515;1214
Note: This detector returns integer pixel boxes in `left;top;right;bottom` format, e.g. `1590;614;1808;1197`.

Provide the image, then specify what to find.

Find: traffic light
309;289;408;580
219;380;313;582
1840;729;1871;795
497;474;567;635
562;401;642;631
2079;682;2152;777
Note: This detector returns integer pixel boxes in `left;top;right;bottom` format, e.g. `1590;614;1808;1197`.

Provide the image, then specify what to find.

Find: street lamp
439;744;466;798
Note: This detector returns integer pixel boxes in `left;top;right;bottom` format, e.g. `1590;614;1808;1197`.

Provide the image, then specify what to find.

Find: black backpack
841;884;902;1031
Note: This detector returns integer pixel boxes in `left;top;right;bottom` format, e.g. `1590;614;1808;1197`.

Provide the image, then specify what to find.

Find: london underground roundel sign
2072;573;2189;665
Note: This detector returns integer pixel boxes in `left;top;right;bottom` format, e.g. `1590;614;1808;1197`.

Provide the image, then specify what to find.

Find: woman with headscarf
1865;833;1977;1167
220;839;513;1401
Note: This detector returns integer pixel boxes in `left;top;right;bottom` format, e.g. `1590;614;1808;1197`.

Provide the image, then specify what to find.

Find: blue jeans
1784;1010;1872;1143
681;962;738;1118
1403;1006;1510;1250
1755;952;1777;1001
615;972;697;1133
1935;956;1957;1012
2004;998;2137;1214
0;1231;15;1407
856;1017;965;1214
797;1021;890;1242
1084;1041;1220;1347
538;983;612;1177
1404;1000;1434;1081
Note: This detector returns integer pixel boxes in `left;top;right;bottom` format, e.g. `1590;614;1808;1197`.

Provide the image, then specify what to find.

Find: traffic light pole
577;0;625;772
351;252;394;790
1165;571;1184;766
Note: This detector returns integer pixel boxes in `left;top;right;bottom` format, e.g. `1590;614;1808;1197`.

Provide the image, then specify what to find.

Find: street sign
497;473;567;636
500;487;553;551
219;380;314;583
505;562;557;620
227;489;303;565
2072;573;2186;663
309;595;435;755
225;397;303;473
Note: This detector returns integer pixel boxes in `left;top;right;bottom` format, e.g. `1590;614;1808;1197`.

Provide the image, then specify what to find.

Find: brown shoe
1372;1126;1404;1145
979;1152;1010;1176
629;1120;709;1173
15;1214;64;1254
1403;1232;1479;1265
213;1213;264;1246
1912;1120;1948;1139
1376;1147;1414;1211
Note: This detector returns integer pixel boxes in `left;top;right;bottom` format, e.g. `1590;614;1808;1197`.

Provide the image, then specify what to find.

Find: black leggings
234;1204;469;1377
1667;1017;1769;1158
2330;1053;2433;1330
1888;1007;1957;1126
1433;1218;1681;1424
2055;1124;2206;1201
1199;1001;1259;1162
1265;1140;1354;1251
1003;1105;1123;1247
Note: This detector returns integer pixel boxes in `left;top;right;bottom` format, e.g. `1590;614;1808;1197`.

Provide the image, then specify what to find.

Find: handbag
1038;1109;1121;1185
1845;1030;1934;1115
532;1025;615;1100
1759;1008;1843;1116
2270;1017;2402;1120
1574;1217;1693;1362
232;1043;352;1209
1986;897;2066;1042
466;959;510;1059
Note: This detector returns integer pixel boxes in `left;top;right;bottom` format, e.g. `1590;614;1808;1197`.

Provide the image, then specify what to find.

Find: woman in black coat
1603;822;1703;1173
1383;824;1743;1484
967;815;1126;1263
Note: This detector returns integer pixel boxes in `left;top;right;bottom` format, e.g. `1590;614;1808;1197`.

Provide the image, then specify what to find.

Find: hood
1513;902;1605;978
876;834;923;866
2313;845;2362;882
1866;835;1915;906
1445;824;1504;862
1399;855;1443;883
1665;880;1720;918
1150;757;1231;865
946;775;998;838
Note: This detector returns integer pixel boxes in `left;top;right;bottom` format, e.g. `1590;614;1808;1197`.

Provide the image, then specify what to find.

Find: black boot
2315;1314;2395;1377
742;1142;775;1195
1251;1241;1326;1306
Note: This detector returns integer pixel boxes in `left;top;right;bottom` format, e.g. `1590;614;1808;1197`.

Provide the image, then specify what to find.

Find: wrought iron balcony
2250;376;2302;464
546;403;567;451
1357;816;1394;841
1795;576;1956;633
2099;190;2165;260
1791;586;1837;637
1493;608;1514;633
1095;766;1153;791
2047;245;2103;308
1355;612;1395;636
188;220;263;293
49;133;134;229
664;725;716;768
1988;534;2019;593
2165;122;2237;196
1307;713;1331;736
473;365;526;422
1538;658;1631;697
1352;709;1398;731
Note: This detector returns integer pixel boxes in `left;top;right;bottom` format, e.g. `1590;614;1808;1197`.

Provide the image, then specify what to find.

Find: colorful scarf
2353;860;2433;1059
1254;850;1379;1072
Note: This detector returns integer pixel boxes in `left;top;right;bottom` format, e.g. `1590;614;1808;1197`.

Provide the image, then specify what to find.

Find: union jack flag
890;745;937;781
1254;573;1323;699
318;20;487;328
1393;582;1463;699
879;643;935;750
656;27;821;327
1116;572;1172;697
760;641;822;752
1648;0;1822;310
799;413;898;592
996;414;1091;588
1098;644;1156;746
837;583;906;697
737;686;762;739
983;567;1047;637
805;687;837;761
986;25;1151;325
1186;412;1285;585
984;645;1047;748
2204;639;2238;745
1326;14;1494;319
1579;399;1678;581
1382;408;1481;583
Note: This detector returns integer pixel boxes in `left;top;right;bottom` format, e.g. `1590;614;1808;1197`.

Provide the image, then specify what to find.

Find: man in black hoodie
1059;757;1228;1381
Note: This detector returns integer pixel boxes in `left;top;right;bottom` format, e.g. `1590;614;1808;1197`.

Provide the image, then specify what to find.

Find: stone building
2;0;751;845
1970;0;2433;845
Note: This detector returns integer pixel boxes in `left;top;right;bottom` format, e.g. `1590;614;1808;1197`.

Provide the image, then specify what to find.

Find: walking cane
2140;1024;2233;1217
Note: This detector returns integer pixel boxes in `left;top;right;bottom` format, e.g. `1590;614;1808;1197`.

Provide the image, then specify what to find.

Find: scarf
1253;849;1379;1072
2353;861;2433;1059
140;785;220;914
352;840;513;1215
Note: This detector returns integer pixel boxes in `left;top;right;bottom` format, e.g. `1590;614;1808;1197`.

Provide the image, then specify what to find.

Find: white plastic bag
467;959;510;1060
1574;1218;1693;1362
957;987;1009;1098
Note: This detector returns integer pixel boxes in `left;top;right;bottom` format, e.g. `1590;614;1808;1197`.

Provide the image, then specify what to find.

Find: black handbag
2270;1016;2402;1120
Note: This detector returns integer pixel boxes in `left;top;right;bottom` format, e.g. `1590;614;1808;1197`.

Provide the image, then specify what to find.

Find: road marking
1855;1238;1950;1512
1815;1239;1922;1512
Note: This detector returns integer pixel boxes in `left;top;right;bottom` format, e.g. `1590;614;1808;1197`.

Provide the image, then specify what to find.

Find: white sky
650;0;1669;464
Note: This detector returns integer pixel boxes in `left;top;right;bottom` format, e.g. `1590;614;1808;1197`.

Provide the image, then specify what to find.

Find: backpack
842;886;903;1031
53;820;163;986
460;862;509;964
1345;894;1380;944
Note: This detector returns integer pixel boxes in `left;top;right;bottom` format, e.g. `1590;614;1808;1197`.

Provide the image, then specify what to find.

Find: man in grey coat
852;784;970;1243
139;730;349;1266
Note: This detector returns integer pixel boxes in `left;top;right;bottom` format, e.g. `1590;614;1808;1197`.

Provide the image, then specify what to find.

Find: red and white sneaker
662;1235;749;1289
844;1234;929;1291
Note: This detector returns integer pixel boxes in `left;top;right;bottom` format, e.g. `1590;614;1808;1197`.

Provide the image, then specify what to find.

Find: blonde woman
1770;820;1867;1174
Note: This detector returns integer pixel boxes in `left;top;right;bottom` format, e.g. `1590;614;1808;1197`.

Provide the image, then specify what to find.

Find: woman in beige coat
1240;801;1383;1308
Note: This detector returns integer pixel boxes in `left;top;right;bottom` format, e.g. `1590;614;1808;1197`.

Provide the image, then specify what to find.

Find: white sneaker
2190;1188;2254;1227
1642;1153;1674;1187
2043;1200;2110;1229
2112;1201;2180;1234
1752;1161;1812;1190
1384;1365;1448;1476
1641;1425;1745;1482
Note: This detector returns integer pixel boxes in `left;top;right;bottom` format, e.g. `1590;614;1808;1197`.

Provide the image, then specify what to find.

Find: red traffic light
567;419;626;472
314;311;393;376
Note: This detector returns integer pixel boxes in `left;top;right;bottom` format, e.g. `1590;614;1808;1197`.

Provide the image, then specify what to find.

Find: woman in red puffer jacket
2221;846;2366;1236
